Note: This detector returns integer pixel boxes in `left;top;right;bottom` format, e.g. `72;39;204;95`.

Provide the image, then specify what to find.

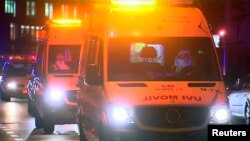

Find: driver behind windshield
51;53;71;71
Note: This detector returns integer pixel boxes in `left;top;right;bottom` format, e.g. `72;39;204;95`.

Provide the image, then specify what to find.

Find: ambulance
76;0;230;140
27;19;84;134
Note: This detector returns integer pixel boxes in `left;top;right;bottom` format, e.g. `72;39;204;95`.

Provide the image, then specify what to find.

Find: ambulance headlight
7;82;17;90
108;104;133;125
47;89;64;101
210;104;230;124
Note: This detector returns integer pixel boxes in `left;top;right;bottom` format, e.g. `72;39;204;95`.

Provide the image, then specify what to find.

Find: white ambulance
27;19;84;134
77;0;230;140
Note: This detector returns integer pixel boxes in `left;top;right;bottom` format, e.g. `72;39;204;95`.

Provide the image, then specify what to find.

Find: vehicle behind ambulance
77;0;230;141
27;19;84;134
0;55;35;101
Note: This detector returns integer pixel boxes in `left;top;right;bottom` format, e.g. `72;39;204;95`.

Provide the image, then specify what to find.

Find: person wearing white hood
174;48;195;74
51;53;71;71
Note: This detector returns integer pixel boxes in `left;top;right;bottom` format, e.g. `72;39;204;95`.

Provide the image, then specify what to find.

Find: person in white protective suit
174;48;195;74
51;53;71;71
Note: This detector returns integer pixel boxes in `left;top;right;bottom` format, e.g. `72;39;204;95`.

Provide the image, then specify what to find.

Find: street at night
0;98;248;141
0;98;99;141
1;0;250;141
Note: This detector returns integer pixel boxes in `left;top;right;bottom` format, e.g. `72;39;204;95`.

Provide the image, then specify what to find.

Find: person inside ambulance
174;48;198;78
51;53;71;71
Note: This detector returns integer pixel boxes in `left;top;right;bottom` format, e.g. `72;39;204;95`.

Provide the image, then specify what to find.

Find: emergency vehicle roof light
8;54;36;62
110;0;194;6
109;0;157;10
9;55;24;60
110;0;156;6
159;0;194;6
50;19;82;27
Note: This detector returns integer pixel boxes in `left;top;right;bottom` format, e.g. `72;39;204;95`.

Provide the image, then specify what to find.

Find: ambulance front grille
135;106;209;129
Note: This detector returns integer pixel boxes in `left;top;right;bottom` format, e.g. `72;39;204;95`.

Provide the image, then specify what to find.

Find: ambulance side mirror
85;64;102;86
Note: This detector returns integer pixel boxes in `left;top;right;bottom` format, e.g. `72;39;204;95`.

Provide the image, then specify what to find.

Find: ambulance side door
81;36;103;124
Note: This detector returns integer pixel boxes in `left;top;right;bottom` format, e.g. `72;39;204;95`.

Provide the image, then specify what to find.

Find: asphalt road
0;98;98;141
0;98;246;141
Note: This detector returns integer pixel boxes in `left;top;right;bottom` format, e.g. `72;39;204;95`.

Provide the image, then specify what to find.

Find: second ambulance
27;19;84;134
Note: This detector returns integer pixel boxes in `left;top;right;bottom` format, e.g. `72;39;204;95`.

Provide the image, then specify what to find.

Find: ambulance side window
85;36;102;85
97;39;103;83
87;37;98;65
80;38;90;75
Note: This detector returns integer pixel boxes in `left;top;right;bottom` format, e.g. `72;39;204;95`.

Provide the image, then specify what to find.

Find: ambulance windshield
48;45;81;74
108;37;221;81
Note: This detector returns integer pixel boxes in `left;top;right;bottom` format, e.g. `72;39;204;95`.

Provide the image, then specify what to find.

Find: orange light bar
157;0;193;6
110;0;194;6
110;0;156;5
50;19;82;26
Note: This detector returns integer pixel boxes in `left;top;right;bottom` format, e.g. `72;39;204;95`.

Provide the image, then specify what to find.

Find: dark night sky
197;0;226;33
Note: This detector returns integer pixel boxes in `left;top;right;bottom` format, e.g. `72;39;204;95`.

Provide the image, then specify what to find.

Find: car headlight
7;82;17;90
46;88;64;102
107;104;133;125
50;89;64;101
210;104;230;124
